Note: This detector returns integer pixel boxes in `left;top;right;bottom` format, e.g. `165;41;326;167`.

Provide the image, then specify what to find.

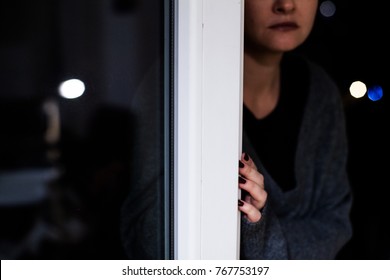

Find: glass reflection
0;0;171;259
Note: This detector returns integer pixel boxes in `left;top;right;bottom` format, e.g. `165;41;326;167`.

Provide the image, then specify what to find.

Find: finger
239;160;264;189
238;175;267;207
241;152;257;170
238;199;262;223
240;180;267;210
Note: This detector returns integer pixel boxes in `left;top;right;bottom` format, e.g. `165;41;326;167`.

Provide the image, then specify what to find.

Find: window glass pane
0;0;172;259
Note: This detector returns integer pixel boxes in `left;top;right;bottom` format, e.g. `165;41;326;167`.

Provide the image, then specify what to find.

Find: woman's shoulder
294;54;339;92
283;52;342;109
286;53;341;103
295;54;346;127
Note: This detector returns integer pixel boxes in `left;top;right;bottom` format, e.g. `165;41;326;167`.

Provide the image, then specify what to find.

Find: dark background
0;0;388;259
302;0;389;259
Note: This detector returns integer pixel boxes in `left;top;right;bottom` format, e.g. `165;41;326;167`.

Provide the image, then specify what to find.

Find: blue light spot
367;85;383;101
319;1;336;18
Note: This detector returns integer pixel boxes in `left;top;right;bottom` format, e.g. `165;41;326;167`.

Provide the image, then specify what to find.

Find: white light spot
349;81;367;98
58;79;85;99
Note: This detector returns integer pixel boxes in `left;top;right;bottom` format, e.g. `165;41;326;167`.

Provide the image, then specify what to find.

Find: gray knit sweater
240;59;353;259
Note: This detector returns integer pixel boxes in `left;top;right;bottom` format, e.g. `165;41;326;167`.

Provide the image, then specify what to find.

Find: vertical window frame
174;0;244;259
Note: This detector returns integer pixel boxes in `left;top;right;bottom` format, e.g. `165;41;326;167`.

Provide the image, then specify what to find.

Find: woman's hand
238;152;267;223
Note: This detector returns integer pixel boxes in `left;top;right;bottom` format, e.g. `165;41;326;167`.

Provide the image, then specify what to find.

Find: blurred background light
319;0;336;18
349;80;367;98
367;85;383;101
58;79;85;99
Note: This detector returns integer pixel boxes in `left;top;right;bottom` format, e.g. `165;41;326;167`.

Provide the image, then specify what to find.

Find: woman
237;0;352;259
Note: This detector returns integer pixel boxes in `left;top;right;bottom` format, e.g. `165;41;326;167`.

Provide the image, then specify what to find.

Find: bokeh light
367;85;383;101
58;79;85;99
349;81;367;98
319;0;336;18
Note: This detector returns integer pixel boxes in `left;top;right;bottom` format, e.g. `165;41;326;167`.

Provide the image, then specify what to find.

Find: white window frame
175;0;244;259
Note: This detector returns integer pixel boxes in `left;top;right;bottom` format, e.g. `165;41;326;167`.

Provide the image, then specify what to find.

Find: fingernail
239;160;244;168
239;176;246;184
244;153;249;161
238;200;244;207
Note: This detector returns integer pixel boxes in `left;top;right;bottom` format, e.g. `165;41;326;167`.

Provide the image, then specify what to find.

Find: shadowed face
245;0;318;54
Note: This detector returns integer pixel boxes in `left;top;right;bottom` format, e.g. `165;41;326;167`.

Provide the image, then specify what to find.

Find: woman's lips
269;22;299;31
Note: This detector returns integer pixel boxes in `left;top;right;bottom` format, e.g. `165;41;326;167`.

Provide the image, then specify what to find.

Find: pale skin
238;0;318;222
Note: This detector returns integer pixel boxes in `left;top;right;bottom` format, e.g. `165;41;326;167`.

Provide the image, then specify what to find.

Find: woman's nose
273;0;296;14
